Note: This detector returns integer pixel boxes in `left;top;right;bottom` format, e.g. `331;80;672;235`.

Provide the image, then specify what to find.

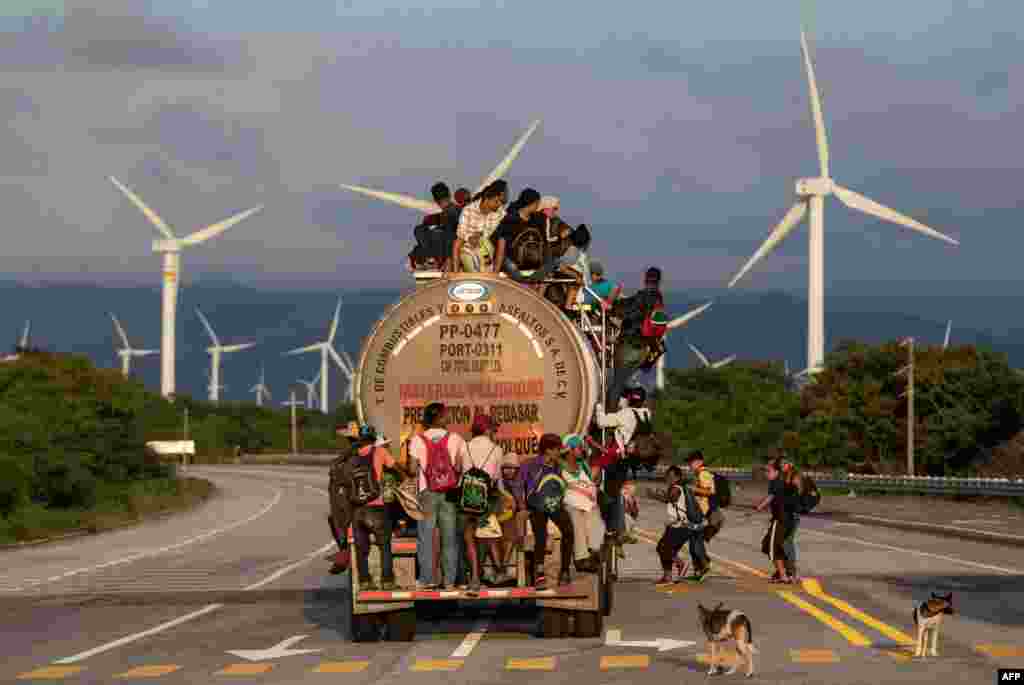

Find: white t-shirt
409;428;468;493
563;462;597;512
465;435;503;480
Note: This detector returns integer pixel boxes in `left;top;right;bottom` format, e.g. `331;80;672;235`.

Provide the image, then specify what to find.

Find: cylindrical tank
355;274;601;456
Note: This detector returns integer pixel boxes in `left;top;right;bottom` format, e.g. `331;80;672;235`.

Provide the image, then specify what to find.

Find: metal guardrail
636;465;1024;497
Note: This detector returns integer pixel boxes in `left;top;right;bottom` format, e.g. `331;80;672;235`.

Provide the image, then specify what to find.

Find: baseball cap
561;434;584;451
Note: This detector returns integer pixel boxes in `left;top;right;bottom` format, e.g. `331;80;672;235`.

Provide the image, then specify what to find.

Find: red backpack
421;432;459;493
641;299;668;338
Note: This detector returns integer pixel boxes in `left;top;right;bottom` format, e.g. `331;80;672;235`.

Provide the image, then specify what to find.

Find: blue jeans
419;490;459;586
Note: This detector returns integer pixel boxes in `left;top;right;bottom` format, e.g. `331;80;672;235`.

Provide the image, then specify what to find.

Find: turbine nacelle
795;177;833;198
152;239;180;253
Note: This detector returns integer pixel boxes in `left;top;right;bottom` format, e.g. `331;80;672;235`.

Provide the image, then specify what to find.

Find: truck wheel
574;610;603;638
540;608;569;638
351;614;379;642
386;609;417;642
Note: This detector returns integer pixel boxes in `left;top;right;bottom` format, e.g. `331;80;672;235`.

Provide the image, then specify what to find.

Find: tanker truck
341;271;618;642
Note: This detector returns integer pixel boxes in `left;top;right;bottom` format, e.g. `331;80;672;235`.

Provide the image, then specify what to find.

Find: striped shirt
457;200;503;243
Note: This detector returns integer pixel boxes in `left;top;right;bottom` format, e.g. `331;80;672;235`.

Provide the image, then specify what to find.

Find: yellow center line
800;578;916;645
777;591;872;646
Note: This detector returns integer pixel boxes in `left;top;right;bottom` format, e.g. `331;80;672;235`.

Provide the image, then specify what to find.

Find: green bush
0;455;30;518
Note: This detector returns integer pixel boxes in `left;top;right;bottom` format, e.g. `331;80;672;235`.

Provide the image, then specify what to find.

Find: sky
1;0;1021;292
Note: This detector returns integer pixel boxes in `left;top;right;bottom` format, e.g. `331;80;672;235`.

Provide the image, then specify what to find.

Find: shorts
761;519;790;562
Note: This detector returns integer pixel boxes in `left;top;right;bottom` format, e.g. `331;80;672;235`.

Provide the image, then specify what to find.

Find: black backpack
800;476;821;513
347;448;381;507
711;472;732;509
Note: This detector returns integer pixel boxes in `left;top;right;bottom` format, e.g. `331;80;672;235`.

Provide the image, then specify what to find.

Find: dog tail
741;615;757;653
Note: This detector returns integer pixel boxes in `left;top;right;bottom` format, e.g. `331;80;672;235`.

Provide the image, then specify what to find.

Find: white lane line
451;620;490;658
53;604;224;664
51;485;336;664
850;513;1024;541
799;528;1023;575
5;485;283;592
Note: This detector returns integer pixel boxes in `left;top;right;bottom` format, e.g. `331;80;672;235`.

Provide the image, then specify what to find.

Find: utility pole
896;337;915;475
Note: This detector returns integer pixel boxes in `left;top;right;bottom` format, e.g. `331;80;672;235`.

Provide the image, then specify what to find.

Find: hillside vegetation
655;340;1024;476
0;351;354;543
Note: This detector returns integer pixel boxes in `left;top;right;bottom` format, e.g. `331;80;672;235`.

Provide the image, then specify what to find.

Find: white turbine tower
196;307;256;403
943;320;952;350
340;120;542;214
298;369;321;409
726;30;958;375
109;176;262;398
285;298;349;413
250;365;272;406
18;320;30;351
109;313;158;376
654;302;713;391
687;343;737;370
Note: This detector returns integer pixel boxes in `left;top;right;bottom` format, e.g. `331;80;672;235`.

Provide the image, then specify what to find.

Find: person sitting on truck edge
656;465;708;584
453;182;505;273
521;433;575;589
411;182;460;271
606;266;664;406
493;188;556;282
463;414;508;591
409;402;469;590
348;425;408;591
684;450;716;581
594;386;652;542
561;433;605;573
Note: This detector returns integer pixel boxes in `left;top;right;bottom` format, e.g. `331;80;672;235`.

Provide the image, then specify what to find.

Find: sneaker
657;575;673;585
534;570;547;590
558;571;572;587
468;578;481;594
381;579;398;592
415;580;437;591
361;578;378;591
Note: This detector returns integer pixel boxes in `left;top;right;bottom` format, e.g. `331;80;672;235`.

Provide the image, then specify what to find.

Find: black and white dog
698;602;758;677
913;592;954;658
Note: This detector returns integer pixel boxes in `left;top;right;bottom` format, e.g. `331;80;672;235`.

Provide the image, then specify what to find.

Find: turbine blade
195;308;220;346
110;176;176;240
339;184;439;213
132;349;159;357
728;202;808;287
943;320;952;350
180;206;262;246
20;320;30;348
688;343;711;367
285;343;322;356
713;355;737;368
221;342;255;353
667;301;712;330
328;297;342;344
329;346;351;378
800;31;830;178
312;368;322;384
475;119;542;195
832;185;959;246
341;349;357;374
109;313;130;348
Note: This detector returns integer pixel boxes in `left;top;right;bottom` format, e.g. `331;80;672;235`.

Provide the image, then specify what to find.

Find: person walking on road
755;458;795;583
656;466;708;583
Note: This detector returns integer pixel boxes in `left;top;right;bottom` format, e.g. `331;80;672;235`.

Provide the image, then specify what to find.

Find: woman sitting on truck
560;434;604;573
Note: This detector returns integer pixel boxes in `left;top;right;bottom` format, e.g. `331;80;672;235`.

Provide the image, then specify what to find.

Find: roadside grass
0;477;214;546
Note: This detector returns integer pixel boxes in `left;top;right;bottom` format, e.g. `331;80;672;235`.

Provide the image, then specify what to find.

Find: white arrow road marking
227;635;322;662
451;620;490;658
52;484;334;664
604;629;696;652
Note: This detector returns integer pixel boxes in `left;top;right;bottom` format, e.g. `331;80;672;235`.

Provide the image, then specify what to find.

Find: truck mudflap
358;586;589;602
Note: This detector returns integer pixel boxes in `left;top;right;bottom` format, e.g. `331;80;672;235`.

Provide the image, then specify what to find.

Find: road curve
1;465;1021;684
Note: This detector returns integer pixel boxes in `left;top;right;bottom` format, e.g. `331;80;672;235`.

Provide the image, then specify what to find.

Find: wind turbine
654;302;713;391
687;343;737;370
339;120;542;214
196;307;256;403
943;320;952;350
298;369;321;409
109;313;158;376
285;298;349;413
726;30;958;375
250;365;272;406
109;176;262;398
17;320;30;352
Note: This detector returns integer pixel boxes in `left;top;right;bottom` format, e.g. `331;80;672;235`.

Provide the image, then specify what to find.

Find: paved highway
2;465;1021;684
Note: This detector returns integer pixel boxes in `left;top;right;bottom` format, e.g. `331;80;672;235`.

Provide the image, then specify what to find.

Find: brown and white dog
698;602;758;677
913;592;954;658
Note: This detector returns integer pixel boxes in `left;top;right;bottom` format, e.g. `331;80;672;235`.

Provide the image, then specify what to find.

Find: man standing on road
685;450;718;580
